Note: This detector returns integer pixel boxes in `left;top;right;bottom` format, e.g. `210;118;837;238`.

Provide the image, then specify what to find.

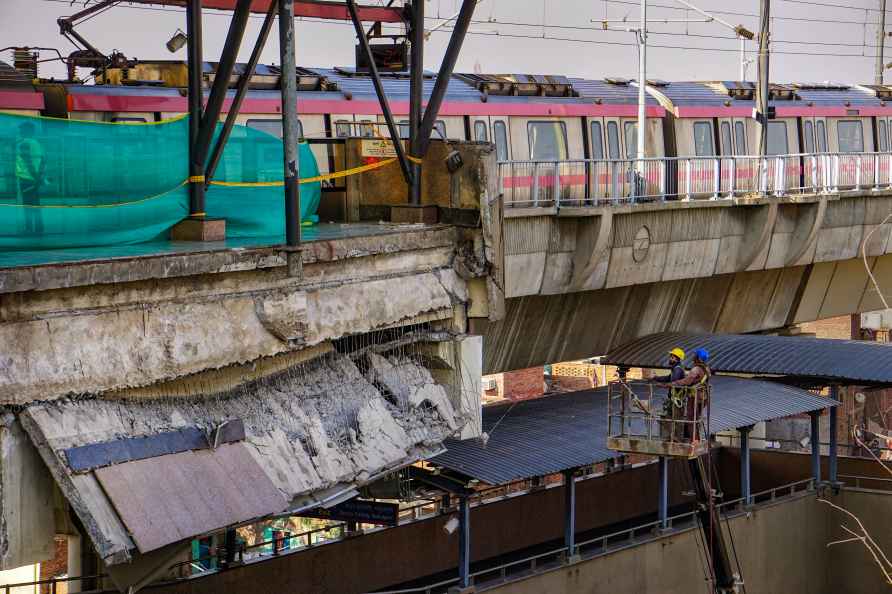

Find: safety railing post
659;160;667;201
855;154;862;191
684;159;692;199
774;157;784;197
531;162;540;207
553;161;561;208
729;158;737;197
712;158;720;200
832;154;840;193
874;154;881;191
610;161;619;203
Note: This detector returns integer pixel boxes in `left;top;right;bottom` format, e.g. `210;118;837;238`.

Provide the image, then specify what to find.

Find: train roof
651;80;892;117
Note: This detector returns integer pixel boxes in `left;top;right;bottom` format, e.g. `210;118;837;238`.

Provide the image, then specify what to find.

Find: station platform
0;222;430;269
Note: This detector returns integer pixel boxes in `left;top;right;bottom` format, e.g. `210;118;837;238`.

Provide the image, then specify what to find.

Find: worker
654;347;686;383
671;348;711;441
16;122;45;234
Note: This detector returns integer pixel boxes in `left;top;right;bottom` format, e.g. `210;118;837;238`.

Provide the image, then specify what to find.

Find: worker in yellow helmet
655;347;686;440
654;347;686;384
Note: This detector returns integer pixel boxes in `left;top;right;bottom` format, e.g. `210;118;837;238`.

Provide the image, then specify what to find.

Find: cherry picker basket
606;380;710;459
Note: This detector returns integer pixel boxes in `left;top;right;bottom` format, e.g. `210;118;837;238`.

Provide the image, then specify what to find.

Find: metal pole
458;495;471;588
564;469;577;558
740;425;752;505
637;0;647;167
278;0;301;247
408;0;424;205
346;0;413;184
877;0;887;86
755;0;770;158
417;0;477;155
206;0;278;184
186;0;205;217
658;456;669;530
194;0;253;169
810;410;821;484
829;386;839;485
739;36;745;81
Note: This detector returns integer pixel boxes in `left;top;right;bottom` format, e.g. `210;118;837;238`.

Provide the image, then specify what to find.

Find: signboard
302;498;399;526
361;138;399;159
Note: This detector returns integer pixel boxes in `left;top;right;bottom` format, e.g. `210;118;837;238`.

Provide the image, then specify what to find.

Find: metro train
3;59;892;206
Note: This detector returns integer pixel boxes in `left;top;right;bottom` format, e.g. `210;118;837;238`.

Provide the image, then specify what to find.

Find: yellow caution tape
0;181;189;209
209;154;416;187
189;175;206;183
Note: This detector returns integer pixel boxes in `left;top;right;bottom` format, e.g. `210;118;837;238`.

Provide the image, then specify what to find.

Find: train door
586;117;607;199
603;117;627;197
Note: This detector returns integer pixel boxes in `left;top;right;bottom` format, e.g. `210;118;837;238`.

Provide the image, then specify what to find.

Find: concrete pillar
739;425;752;506
810;410;821;485
457;336;483;440
67;533;82;593
563;469;578;560
829;386;839;486
658;457;669;530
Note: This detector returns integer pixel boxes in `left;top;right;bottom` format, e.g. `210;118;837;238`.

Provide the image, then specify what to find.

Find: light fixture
166;29;187;53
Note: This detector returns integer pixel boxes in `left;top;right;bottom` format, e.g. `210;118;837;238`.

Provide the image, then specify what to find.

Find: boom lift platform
607;379;742;594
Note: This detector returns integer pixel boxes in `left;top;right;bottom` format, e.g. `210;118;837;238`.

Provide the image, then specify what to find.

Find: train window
111;117;146;123
590;121;604;159
335;121;351;137
720;122;733;155
607;122;620;159
693;121;714;156
735;122;747;155
816;120;828;152
527;121;568;160
766;121;788;156
624;122;637;158
837;120;864;153
880;121;889;152
398;121;411;139
247;118;303;139
360;120;375;138
803;121;815;154
434;120;447;139
493;121;509;161
474;121;489;142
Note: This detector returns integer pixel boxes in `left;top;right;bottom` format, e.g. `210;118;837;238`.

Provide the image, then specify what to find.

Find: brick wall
798;315;859;340
39;537;68;594
482;367;546;402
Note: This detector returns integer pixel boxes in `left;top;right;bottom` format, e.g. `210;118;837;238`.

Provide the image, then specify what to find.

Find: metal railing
498;152;892;207
372;477;818;594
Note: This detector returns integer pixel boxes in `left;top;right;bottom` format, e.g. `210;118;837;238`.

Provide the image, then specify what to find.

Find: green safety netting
0;111;321;250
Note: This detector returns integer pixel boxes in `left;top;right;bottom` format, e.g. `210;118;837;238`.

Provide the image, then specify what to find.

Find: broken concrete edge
0;225;459;295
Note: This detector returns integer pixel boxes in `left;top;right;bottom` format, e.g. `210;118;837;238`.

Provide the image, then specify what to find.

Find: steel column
417;0;477;155
563;469;576;557
346;0;412;184
810;410;821;484
205;0;278;184
194;0;253;172
408;0;424;205
458;495;471;588
740;425;752;505
186;0;205;216
829;386;839;484
278;0;301;247
658;456;669;529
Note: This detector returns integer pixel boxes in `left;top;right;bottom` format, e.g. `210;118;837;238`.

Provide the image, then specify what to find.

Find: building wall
798;314;859;340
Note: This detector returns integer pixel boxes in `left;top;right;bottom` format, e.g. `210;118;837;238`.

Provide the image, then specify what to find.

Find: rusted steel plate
95;443;287;553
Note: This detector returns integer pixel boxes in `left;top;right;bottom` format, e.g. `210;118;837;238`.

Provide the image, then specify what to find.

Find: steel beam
829;386;839;485
810;410;821;484
658;456;669;529
186;0;206;217
408;0;424;205
416;0;476;155
563;469;576;557
346;0;412;184
278;0;302;247
205;0;277;184
194;0;253;174
458;495;470;588
739;425;752;505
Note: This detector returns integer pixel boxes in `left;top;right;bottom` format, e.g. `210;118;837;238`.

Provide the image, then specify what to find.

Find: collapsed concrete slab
18;350;468;586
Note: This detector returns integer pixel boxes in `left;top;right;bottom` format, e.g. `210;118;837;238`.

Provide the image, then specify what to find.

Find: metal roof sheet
655;81;884;109
430;376;834;485
606;332;892;385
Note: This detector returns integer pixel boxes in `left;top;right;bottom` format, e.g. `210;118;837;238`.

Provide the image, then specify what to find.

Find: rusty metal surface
95;443;287;553
431;376;835;485
606;332;892;386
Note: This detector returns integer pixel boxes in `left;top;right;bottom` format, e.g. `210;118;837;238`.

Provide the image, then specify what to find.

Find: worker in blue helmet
671;348;712;441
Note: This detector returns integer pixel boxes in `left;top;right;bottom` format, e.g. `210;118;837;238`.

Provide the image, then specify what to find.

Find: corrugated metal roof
309;67;483;102
606;332;892;385
430;376;834;485
655;81;884;109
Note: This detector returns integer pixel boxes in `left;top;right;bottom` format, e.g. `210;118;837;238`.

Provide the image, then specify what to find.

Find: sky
1;0;890;85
